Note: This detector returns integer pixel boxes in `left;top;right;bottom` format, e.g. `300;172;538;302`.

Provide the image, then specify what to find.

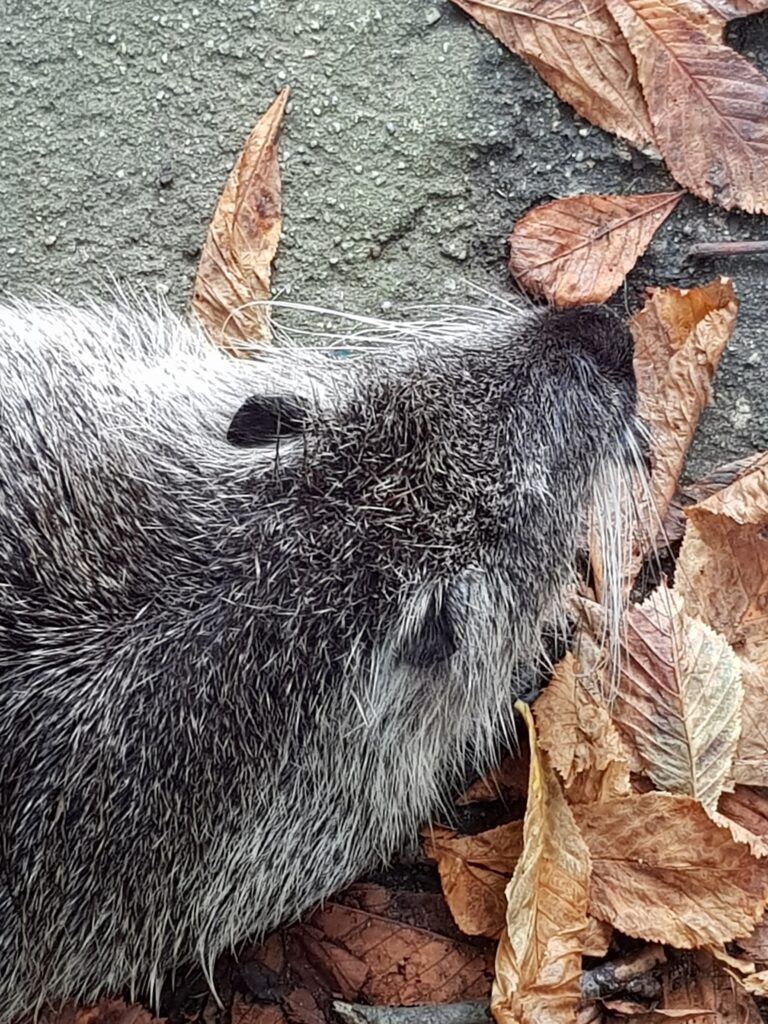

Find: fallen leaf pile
422;279;768;1023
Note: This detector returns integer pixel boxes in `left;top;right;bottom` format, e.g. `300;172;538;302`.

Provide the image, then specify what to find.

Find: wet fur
0;297;640;1017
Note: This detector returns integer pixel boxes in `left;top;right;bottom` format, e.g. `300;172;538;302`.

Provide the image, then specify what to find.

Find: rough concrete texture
1;0;767;475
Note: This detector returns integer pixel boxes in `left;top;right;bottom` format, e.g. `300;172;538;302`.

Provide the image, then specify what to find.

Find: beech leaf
192;90;288;353
508;192;681;307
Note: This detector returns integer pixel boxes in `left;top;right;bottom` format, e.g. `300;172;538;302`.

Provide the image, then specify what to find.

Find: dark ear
227;394;308;448
395;578;469;670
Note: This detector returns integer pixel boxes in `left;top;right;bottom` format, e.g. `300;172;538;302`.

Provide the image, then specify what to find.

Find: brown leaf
674;455;768;786
457;754;530;806
533;651;631;803
192;90;288;353
452;0;654;149
42;1004;164;1024
308;901;494;1005
491;702;590;1024
337;883;468;940
583;915;614;958
611;584;742;813
572;793;768;946
423;822;524;938
659;949;761;1023
676;453;768;666
694;0;768;40
231;1002;287;1024
736;910;768;962
630;278;738;564
508;192;681;307
701;945;768;1002
719;786;768;846
606;0;768;213
662;452;768;546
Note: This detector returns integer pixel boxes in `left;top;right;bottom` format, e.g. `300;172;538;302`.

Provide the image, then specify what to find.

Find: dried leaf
508;192;681;307
674;455;768;786
43;1004;164;1024
606;0;768;213
533;651;631;802
611;584;742;813
692;0;768;40
308;901;494;1005
231;1002;287;1024
423;822;524;938
337;883;467;940
676;453;768;666
719;786;768;843
659;949;762;1023
662;452;768;546
192;90;288;353
703;945;768;999
572;793;768;946
452;0;654;149
491;702;590;1024
736;910;768;962
458;754;530;806
630;278;738;564
583;916;614;958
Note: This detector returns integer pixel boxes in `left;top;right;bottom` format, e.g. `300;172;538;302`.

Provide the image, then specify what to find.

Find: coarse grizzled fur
0;296;643;1019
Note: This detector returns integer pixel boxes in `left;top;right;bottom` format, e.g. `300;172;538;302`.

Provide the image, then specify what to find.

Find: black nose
538;304;635;390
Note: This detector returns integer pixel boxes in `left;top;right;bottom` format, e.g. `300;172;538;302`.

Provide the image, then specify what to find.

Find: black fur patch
227;395;307;448
395;581;467;670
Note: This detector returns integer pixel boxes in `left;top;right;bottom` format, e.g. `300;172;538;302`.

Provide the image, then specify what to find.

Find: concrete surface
1;0;767;475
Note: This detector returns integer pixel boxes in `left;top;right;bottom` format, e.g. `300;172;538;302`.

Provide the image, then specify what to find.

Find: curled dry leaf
611;583;742;814
491;702;590;1024
422;822;524;938
674;454;768;787
192;90;288;354
630;277;738;566
508;192;681;308
533;651;631;803
606;0;768;213
451;0;654;149
572;793;768;947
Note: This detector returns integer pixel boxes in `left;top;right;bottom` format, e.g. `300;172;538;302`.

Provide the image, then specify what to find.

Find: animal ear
395;578;469;670
227;394;308;448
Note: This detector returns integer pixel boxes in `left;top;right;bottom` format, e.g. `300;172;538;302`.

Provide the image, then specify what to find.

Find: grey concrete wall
1;0;767;474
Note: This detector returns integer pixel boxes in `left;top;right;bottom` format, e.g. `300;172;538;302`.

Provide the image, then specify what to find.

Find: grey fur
0;295;642;1018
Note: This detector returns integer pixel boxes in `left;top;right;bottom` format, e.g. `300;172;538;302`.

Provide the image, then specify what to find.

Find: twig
332;1001;490;1024
687;239;768;259
580;944;667;1001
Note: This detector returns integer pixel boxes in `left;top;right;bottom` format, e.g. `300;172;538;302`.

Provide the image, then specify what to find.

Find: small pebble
425;8;441;24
